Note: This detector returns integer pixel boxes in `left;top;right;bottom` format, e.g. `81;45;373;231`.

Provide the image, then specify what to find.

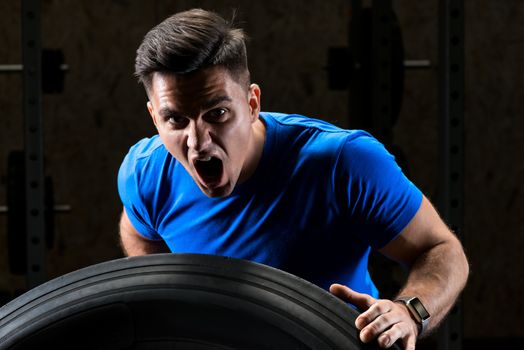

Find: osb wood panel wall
0;0;522;338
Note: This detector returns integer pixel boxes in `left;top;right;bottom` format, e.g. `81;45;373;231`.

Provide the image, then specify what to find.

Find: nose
186;121;211;152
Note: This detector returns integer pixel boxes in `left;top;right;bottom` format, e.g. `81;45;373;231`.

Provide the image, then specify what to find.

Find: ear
248;83;261;123
147;101;158;128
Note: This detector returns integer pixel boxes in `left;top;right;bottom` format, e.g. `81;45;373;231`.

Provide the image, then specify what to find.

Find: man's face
147;66;264;198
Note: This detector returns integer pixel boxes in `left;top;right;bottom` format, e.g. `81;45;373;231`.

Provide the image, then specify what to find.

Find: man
118;8;468;350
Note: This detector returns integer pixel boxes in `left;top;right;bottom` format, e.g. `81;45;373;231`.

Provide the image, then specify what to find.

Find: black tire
0;254;401;350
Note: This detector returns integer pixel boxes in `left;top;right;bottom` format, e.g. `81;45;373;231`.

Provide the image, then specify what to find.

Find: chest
156;169;339;261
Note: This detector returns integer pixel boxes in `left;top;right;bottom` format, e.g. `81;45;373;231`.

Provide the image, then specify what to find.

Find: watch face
411;298;430;320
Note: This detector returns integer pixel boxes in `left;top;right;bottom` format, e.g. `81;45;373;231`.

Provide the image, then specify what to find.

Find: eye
205;108;228;122
166;115;188;127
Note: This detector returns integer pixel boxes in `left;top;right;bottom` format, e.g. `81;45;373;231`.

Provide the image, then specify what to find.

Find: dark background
0;0;523;342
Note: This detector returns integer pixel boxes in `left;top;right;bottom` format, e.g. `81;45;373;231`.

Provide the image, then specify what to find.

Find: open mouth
194;156;224;186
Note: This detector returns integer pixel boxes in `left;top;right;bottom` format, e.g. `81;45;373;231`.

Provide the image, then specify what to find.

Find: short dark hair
135;8;250;90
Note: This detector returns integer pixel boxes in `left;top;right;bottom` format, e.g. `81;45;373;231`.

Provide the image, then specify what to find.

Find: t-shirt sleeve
334;133;423;249
117;147;162;241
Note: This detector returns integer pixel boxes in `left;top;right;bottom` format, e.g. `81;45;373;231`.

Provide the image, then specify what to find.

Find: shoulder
260;111;346;133
336;132;398;175
118;135;171;195
260;112;363;154
125;135;166;163
117;136;170;239
120;136;167;175
335;134;423;248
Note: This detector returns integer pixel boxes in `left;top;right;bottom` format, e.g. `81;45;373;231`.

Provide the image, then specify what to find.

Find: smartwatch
394;296;430;337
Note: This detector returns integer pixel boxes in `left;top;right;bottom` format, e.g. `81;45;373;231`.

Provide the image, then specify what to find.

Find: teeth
197;156;212;162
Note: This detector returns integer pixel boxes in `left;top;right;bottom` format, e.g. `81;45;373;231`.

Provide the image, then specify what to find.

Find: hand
329;284;419;350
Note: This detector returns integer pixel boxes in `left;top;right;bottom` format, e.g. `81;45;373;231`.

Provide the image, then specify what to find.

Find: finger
377;323;403;348
358;303;402;342
329;284;376;312
402;333;416;350
357;300;395;331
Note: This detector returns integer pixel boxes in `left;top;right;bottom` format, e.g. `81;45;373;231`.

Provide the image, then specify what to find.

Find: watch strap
394;296;430;337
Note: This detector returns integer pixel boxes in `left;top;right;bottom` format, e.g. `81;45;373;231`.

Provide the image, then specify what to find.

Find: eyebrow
158;107;181;118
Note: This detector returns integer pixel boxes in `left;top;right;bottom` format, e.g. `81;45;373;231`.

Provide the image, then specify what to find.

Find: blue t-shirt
118;112;422;296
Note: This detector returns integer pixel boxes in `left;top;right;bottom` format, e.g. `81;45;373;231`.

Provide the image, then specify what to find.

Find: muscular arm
380;195;468;331
330;195;469;349
119;208;170;256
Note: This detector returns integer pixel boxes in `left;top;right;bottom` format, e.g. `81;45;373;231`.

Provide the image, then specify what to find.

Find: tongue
196;157;223;183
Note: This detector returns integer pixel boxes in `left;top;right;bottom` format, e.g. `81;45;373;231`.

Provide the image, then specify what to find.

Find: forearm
395;236;469;335
333;197;469;349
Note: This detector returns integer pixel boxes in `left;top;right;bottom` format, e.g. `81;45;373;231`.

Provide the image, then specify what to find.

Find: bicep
119;208;170;256
119;208;140;238
378;195;460;268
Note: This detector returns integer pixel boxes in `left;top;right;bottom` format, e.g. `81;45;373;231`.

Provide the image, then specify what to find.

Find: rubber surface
0;253;401;349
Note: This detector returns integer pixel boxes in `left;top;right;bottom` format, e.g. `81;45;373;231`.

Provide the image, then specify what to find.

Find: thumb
329;283;375;312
